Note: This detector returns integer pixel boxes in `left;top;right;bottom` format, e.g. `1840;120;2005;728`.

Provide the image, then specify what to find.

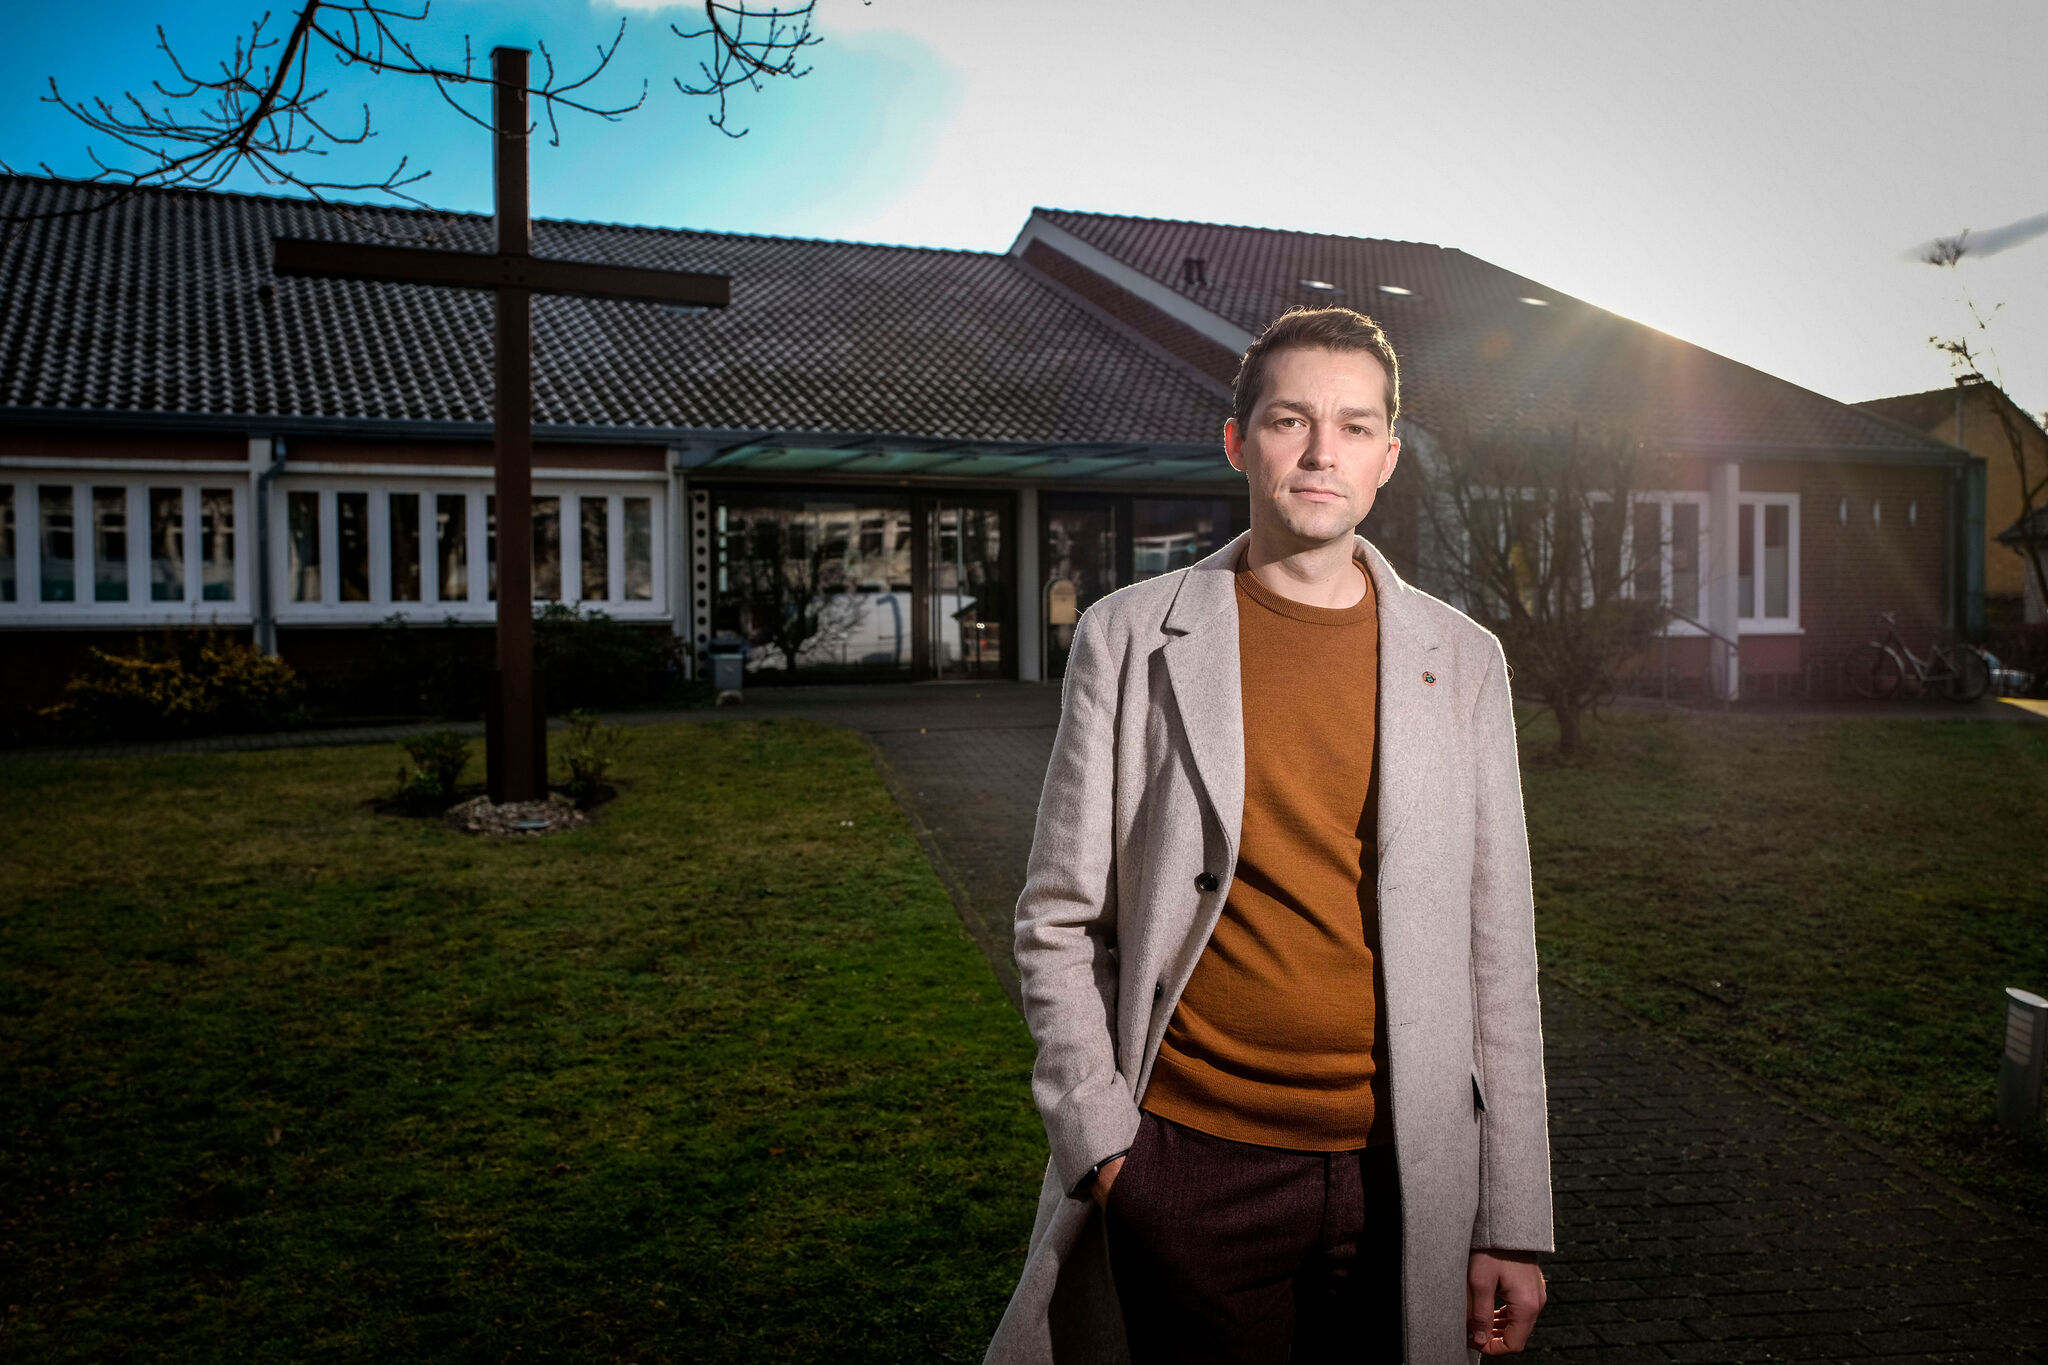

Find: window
274;483;662;618
200;488;234;602
0;479;244;614
389;492;422;603
151;488;185;601
1624;495;1707;626
1132;498;1241;581
39;485;75;602
623;497;653;601
336;492;370;602
436;494;467;602
288;491;321;602
93;487;129;602
579;495;608;602
1735;495;1799;630
532;496;561;601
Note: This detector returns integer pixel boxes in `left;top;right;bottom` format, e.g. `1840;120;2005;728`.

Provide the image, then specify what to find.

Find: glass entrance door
922;497;1010;679
1042;498;1121;679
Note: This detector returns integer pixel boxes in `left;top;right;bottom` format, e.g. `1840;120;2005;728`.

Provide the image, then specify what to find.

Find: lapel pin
1422;671;1437;686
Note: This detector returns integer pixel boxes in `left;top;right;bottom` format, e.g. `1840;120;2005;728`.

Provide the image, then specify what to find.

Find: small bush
534;605;683;711
338;608;682;722
395;730;472;814
558;709;630;806
340;616;494;720
41;636;304;741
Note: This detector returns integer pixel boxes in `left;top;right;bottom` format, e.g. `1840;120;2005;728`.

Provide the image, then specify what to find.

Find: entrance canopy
685;441;1241;489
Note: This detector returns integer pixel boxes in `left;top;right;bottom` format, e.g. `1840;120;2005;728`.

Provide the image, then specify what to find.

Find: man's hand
1467;1249;1545;1354
1088;1155;1126;1208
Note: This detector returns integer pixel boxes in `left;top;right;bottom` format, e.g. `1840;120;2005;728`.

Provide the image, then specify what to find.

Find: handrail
1665;609;1739;652
1665;609;1741;706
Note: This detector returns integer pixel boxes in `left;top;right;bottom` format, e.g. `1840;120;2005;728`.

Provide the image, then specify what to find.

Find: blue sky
5;1;2047;417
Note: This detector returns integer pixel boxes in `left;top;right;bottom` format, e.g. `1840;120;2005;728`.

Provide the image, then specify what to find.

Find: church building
0;176;1980;707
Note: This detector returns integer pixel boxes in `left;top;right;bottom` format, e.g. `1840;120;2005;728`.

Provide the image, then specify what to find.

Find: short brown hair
1230;306;1401;434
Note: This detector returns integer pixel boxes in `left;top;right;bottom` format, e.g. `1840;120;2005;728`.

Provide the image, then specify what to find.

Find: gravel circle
445;793;590;837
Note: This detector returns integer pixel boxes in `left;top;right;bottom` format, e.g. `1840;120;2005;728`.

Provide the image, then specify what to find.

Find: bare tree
1917;241;2048;627
4;1;822;225
1410;421;1668;757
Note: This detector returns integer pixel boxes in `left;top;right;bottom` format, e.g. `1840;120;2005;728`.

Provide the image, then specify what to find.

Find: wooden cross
274;47;729;803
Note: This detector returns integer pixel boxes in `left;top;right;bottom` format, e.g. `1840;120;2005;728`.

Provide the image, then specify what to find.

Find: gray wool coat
984;533;1553;1365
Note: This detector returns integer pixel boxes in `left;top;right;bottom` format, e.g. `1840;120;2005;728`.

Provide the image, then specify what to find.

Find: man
985;307;1552;1365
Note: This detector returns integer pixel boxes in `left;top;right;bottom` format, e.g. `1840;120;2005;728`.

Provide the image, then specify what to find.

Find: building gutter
0;406;1222;463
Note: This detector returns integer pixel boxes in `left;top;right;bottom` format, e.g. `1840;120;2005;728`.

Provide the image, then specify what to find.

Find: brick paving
787;685;2048;1365
12;681;2048;1360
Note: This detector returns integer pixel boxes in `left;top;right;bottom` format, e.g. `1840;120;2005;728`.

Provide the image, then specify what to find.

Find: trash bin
708;636;746;695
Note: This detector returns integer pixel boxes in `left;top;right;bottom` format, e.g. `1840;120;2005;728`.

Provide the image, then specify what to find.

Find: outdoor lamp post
1998;986;2048;1136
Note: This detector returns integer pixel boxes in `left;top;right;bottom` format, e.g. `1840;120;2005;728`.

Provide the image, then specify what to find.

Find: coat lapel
1359;539;1443;863
1161;534;1247;862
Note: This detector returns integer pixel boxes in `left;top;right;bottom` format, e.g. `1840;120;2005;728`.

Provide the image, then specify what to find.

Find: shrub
40;635;304;741
558;709;630;806
339;608;682;722
395;730;472;814
340;616;494;720
534;605;683;711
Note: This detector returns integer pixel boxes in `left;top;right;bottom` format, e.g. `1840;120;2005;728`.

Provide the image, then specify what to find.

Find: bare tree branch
672;1;820;138
4;0;821;226
1922;253;2048;631
1409;421;1669;755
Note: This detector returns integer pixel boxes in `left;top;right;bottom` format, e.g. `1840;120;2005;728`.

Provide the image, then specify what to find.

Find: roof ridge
0;173;1004;260
1033;205;1453;253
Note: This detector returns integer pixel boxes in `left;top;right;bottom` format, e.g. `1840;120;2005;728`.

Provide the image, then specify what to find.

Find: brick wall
1797;462;1952;686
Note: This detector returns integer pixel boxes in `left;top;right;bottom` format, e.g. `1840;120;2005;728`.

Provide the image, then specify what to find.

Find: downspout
254;436;286;655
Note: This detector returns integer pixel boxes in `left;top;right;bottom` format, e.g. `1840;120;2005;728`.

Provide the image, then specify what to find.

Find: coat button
1195;871;1219;893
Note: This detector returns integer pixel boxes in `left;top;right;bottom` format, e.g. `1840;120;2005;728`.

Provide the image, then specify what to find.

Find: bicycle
1843;611;1991;702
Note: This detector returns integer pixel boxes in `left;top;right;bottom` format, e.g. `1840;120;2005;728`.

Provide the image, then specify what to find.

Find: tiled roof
0;177;1229;446
1852;386;1965;433
1040;210;1962;458
1857;382;2048;445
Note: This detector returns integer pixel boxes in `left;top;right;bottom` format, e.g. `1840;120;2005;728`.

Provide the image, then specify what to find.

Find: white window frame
1735;493;1801;635
270;477;666;626
1622;492;1711;635
0;476;251;626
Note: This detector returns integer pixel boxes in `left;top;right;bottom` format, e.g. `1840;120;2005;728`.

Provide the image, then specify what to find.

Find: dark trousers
1103;1111;1403;1365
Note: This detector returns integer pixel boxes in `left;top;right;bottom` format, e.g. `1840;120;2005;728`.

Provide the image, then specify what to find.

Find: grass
1522;706;2048;1221
0;720;1042;1363
9;700;2048;1361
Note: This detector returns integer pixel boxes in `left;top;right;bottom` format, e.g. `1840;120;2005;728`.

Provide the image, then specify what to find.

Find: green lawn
1522;707;2048;1220
8;705;2047;1363
0;721;1043;1364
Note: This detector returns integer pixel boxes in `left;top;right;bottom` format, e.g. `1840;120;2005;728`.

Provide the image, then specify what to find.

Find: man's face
1226;346;1401;552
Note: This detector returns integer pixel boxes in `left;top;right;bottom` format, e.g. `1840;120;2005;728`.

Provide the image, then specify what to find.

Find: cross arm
273;237;731;307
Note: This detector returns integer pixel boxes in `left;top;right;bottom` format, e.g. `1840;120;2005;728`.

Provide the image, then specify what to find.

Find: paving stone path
15;682;2048;1360
825;685;2048;1365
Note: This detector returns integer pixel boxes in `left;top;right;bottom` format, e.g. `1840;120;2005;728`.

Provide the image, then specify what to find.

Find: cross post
274;46;731;802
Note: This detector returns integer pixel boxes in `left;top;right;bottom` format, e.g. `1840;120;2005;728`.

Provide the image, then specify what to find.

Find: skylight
1377;285;1413;296
1298;278;1340;293
1518;296;1551;306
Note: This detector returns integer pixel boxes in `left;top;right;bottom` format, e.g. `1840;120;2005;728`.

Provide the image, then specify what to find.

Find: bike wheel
1946;646;1992;703
1845;643;1902;700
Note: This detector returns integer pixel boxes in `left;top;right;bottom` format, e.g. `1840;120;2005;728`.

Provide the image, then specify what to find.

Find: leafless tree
1410;421;1669;757
1919;246;2048;630
3;1;822;225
